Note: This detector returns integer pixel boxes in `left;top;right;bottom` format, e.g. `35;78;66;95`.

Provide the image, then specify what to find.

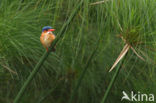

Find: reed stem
100;55;126;103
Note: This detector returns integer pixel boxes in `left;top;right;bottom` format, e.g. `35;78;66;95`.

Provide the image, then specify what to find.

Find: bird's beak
48;29;55;32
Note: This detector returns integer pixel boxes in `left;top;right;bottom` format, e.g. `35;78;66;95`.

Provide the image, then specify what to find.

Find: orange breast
40;32;55;48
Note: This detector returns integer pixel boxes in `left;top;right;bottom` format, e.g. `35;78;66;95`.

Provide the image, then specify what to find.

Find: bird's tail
52;47;56;52
46;46;56;52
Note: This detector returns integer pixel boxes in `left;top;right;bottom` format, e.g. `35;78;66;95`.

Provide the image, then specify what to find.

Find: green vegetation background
0;0;156;103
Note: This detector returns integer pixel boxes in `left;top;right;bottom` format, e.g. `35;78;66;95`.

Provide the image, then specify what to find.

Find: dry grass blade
130;47;145;61
89;0;109;6
0;63;17;75
109;44;130;72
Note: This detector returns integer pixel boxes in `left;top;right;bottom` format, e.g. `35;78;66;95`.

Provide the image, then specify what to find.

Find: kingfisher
40;26;56;52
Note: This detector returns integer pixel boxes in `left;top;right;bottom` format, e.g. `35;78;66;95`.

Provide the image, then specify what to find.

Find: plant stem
100;59;124;103
13;0;84;103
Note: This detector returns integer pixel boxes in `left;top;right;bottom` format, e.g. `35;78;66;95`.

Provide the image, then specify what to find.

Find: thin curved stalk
100;56;126;103
13;0;84;103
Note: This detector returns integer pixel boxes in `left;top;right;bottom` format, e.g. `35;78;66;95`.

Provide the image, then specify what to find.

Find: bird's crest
42;26;53;32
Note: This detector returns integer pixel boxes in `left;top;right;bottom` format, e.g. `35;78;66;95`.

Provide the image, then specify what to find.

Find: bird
40;26;56;52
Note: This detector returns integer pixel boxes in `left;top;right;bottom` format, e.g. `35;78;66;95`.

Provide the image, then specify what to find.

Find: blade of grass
130;46;145;61
13;0;84;103
89;0;109;6
0;63;17;75
109;44;130;72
